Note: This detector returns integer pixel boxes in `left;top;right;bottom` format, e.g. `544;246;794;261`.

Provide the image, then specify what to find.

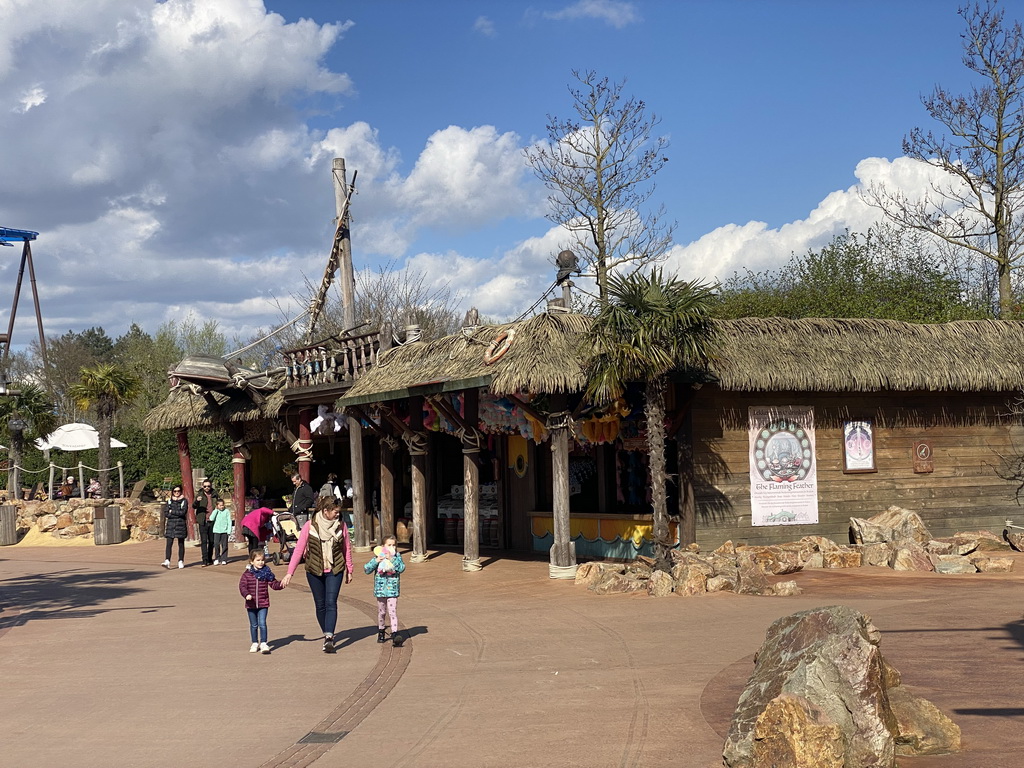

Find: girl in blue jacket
364;535;406;646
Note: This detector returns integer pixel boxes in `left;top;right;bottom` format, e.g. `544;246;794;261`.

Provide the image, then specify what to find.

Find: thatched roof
338;314;1024;407
710;317;1024;392
337;311;592;407
143;385;285;432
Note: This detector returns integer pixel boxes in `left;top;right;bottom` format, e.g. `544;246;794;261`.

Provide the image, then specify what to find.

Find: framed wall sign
842;420;876;473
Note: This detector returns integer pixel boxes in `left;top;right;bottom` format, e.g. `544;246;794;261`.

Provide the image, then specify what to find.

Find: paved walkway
2;540;1024;768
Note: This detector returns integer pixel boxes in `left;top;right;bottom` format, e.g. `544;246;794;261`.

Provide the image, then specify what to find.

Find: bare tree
238;262;462;366
865;2;1024;317
524;70;674;305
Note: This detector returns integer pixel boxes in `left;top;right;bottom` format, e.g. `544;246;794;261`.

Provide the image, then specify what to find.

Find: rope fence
4;460;125;500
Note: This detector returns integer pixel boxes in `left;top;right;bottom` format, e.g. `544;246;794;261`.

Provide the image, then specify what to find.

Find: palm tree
68;364;141;497
0;384;57;499
587;268;717;571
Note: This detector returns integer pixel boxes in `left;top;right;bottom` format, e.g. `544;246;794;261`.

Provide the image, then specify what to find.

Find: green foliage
713;228;991;322
587;267;718;404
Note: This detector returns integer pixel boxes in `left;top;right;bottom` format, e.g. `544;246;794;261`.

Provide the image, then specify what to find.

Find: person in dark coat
163;485;189;569
288;473;316;517
192;478;219;567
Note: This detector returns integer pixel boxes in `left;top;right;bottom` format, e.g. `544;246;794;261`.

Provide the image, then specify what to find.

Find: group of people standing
163;473;406;654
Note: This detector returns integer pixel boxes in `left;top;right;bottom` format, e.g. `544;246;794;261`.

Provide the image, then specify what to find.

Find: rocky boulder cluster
10;498;164;542
723;605;961;767
575;506;1014;597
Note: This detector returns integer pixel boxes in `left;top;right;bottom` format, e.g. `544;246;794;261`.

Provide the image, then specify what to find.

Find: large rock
849;517;897;545
743;545;804;575
735;552;770;595
646;569;674;597
673;561;714;596
891;542;935;572
772;580;802;597
930;554;977;574
574;561;602;587
723;606;898;768
862;506;932;545
823;548;862;569
589;571;646;595
724;606;960;767
862;542;894;567
36;514;58;532
955;530;1010;552
1005;530;1024;552
970;555;1015;573
706;574;737;593
888;686;961;756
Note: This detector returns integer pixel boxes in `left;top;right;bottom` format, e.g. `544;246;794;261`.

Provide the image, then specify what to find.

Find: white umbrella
35;423;128;452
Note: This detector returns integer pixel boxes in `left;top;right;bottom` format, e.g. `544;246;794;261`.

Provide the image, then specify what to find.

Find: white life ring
483;329;515;365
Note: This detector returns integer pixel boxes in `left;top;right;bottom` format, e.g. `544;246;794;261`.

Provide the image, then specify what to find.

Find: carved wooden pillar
406;396;428;562
176;428;196;540
297;408;314;482
349;414;369;549
380;434;397;541
228;425;249;544
461;390;482;571
549;408;576;575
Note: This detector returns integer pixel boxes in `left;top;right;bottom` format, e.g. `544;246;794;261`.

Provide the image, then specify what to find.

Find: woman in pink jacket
282;498;352;653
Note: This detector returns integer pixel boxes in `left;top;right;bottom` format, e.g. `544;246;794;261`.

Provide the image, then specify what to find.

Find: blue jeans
247;607;268;643
306;571;344;636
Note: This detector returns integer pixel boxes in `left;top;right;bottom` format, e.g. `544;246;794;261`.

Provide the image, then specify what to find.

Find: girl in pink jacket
238;551;284;654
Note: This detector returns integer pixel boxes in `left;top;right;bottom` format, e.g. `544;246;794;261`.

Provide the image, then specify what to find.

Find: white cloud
664;156;950;284
14;85;46;113
474;16;496;36
543;0;640;29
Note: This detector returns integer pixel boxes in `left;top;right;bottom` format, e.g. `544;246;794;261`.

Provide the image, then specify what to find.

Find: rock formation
723;606;960;767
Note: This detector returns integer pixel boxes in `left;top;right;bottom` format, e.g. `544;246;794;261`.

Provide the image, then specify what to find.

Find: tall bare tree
525;70;674;305
865;2;1024;317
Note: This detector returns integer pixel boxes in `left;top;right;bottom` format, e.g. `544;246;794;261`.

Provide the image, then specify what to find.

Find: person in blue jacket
364;535;406;646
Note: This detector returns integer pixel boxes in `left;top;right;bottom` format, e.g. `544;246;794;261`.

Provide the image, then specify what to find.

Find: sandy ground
14;527;135;546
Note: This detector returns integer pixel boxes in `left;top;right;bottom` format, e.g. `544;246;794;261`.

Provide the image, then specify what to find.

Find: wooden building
689;317;1024;548
145;313;1024;566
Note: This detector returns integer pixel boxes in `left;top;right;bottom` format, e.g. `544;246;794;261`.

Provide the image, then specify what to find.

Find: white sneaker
178;561;185;569
161;559;170;569
259;642;271;654
213;560;221;566
249;643;259;653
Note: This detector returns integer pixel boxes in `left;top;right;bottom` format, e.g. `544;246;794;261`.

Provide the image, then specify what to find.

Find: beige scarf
313;514;341;571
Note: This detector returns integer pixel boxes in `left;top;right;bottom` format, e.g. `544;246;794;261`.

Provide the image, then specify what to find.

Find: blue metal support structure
0;226;48;379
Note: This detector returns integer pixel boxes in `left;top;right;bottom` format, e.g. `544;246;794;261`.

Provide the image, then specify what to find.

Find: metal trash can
0;505;17;546
94;505;122;545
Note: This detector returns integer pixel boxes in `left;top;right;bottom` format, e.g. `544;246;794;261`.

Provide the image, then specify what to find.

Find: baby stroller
267;511;301;566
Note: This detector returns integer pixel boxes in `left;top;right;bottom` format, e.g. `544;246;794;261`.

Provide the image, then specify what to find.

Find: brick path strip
257;592;411;768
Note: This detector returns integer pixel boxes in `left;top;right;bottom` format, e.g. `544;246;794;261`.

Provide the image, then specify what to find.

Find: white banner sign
749;406;818;526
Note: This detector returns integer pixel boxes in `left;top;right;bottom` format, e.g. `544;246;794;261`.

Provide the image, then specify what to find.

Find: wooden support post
408;396;428;562
228;425;248;544
380;437;396;540
176;428;196;540
349;414;369;549
550;422;576;574
297;408;313;482
676;395;697;547
78;462;85;499
462;389;481;571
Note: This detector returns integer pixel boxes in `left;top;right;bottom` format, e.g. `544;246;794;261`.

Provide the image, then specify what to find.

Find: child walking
209;498;232;565
239;551;284;654
364;535;406;647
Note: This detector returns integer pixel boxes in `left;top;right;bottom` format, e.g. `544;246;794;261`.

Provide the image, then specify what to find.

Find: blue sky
0;0;998;348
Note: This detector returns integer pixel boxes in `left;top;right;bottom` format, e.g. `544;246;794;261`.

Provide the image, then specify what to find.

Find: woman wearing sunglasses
162;486;189;569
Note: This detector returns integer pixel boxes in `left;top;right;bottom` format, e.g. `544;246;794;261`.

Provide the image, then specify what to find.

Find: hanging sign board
749;406;818;526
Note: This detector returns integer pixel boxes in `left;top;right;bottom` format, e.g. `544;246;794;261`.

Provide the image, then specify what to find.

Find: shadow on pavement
0;568;162;629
